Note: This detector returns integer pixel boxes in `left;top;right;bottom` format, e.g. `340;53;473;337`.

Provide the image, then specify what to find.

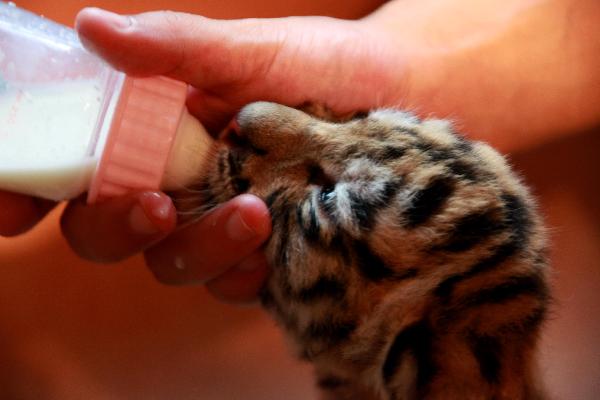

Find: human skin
3;0;599;302
367;0;600;151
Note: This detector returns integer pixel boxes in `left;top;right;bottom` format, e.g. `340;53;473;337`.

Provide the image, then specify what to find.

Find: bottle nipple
161;108;214;191
88;76;213;203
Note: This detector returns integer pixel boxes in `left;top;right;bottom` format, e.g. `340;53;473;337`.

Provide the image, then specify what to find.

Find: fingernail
129;204;160;235
145;193;172;221
90;8;132;30
225;209;257;242
77;35;99;54
129;192;173;235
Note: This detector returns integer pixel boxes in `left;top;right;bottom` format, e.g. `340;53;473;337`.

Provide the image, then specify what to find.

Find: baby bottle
0;3;213;202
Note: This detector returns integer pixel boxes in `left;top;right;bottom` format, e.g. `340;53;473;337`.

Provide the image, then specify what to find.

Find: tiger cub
175;102;550;400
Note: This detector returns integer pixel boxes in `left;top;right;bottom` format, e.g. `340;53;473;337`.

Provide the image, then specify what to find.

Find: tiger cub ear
296;101;369;123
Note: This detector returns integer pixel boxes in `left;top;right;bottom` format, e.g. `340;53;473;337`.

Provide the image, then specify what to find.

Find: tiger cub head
174;101;540;339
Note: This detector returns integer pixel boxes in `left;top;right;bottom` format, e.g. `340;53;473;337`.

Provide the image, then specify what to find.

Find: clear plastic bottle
0;3;213;202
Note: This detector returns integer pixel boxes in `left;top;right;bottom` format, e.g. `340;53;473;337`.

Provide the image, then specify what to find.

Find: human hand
61;192;271;303
62;6;403;302
73;8;404;133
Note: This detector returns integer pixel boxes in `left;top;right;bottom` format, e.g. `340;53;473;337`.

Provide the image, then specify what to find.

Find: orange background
1;1;599;399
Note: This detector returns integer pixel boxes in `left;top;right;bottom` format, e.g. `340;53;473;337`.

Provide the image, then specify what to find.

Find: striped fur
175;102;550;400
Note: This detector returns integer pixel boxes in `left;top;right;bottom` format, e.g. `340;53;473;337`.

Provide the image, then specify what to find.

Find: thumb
75;7;291;130
74;8;394;130
75;8;281;91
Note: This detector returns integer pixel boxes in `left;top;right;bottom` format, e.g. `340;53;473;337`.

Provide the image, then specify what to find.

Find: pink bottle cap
87;76;188;203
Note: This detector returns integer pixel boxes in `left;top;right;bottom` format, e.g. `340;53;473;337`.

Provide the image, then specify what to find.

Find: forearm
363;0;600;152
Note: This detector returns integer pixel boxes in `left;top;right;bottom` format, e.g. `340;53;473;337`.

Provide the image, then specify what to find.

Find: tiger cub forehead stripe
403;177;455;227
434;208;504;252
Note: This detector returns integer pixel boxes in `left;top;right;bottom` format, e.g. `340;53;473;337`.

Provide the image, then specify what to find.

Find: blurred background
0;1;598;399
